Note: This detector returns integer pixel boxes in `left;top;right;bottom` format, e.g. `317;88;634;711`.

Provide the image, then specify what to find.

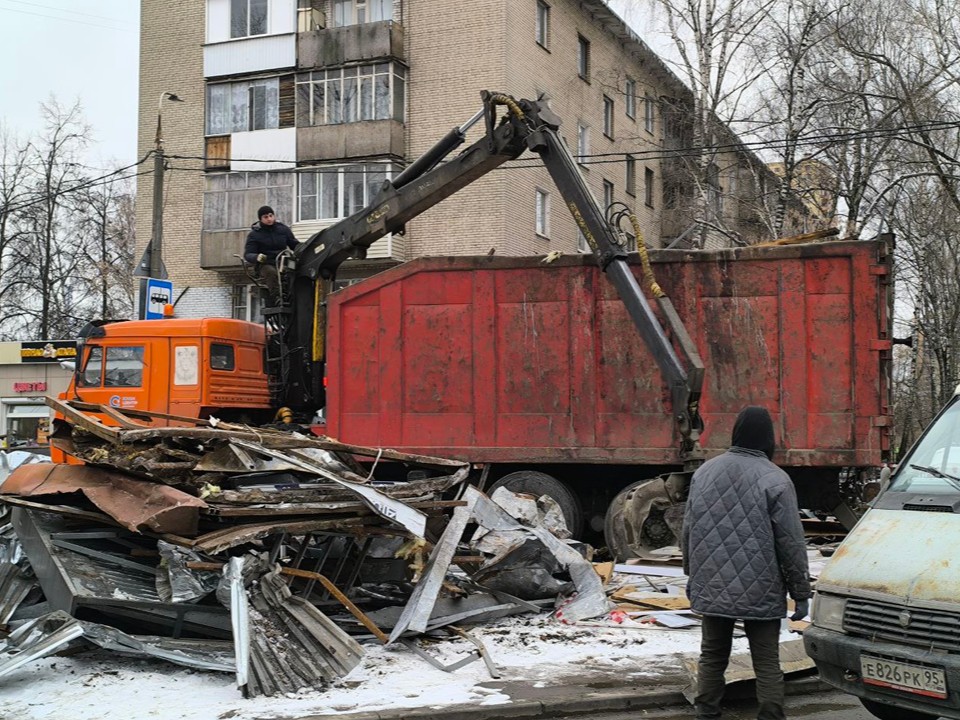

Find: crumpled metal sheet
470;488;612;623
471;536;570;600
0;610;233;680
0;463;207;535
330;478;427;538
155;541;220;603
224;557;364;697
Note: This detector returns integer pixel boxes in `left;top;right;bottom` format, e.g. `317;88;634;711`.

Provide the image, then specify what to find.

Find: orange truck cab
60;317;273;426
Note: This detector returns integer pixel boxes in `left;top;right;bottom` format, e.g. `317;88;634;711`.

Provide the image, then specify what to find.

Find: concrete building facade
138;0;787;318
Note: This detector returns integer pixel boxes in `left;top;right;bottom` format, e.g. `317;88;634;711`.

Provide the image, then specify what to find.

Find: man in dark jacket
243;205;297;266
681;406;811;720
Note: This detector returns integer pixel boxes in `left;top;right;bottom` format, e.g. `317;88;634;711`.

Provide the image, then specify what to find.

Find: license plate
861;655;948;699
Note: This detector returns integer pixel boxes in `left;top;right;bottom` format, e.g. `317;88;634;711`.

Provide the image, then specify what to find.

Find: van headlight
812;592;846;633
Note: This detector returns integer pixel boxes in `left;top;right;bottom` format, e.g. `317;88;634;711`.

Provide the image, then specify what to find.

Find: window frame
78;345;104;387
626;154;637;197
603;95;614;139
644;94;656;134
535;188;550;237
577;122;589;165
603;179;614;211
230;0;269;39
203;171;294;232
210;343;237;371
206;77;280;135
103;346;145;389
536;0;550;49
295;62;406;127
625;78;637;119
296;162;399;223
332;0;393;27
644;167;655;208
577;34;590;81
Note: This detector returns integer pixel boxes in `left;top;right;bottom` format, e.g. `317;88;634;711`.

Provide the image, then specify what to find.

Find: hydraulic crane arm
276;92;704;462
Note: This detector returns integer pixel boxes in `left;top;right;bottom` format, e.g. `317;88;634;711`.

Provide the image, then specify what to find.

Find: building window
206;78;280;135
644;95;656;134
603;95;614;139
535;188;549;236
577;34;590;80
625;78;636;119
603;179;614;210
577;229;591;253
232;285;264;322
298;163;399;221
577;123;589;164
623;231;637;252
626;154;636;197
296;63;406;126
332;0;393;27
203;172;294;231
536;0;550;48
645;167;655;207
231;0;268;38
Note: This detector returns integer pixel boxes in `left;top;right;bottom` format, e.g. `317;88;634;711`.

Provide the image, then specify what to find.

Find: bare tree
75;175;136;320
9;99;94;339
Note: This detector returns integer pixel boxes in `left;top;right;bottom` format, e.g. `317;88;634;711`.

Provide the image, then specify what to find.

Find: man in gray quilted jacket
682;405;811;720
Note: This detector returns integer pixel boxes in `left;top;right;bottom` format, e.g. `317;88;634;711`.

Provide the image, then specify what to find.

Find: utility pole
140;92;183;319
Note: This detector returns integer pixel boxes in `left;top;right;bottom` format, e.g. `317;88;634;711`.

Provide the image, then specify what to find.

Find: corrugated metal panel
0;561;33;623
204;33;296;78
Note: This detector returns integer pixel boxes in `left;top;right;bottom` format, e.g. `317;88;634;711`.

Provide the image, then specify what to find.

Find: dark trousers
695;615;784;720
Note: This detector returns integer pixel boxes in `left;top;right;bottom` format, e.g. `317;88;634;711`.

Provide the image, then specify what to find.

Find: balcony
200;230;248;270
297;120;404;162
298;20;404;69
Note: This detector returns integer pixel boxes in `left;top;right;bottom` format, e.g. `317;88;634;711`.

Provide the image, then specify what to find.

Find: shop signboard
20;341;77;364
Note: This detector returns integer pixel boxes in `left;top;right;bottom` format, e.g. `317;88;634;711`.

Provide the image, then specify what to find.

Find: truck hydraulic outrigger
267;91;706;468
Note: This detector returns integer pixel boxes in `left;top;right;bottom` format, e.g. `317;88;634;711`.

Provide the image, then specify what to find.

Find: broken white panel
226;557;250;689
388;490;480;644
331;478;427;539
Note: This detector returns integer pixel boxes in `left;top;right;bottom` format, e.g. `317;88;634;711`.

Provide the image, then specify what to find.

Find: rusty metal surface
1;463;207;536
326;239;892;467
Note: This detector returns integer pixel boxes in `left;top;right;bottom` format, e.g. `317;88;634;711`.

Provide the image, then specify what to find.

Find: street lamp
149;91;184;280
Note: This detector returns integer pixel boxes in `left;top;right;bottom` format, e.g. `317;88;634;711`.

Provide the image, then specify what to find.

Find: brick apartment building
137;0;790;319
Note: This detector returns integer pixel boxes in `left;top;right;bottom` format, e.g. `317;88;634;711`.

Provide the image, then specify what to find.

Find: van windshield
890;398;960;494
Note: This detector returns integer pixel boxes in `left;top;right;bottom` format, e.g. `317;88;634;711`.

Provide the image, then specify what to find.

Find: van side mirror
879;465;892;494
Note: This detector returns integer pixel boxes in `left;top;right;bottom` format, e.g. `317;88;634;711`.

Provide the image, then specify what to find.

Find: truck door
78;343;151;416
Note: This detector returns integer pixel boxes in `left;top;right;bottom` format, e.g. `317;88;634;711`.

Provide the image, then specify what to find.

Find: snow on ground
0;612;746;720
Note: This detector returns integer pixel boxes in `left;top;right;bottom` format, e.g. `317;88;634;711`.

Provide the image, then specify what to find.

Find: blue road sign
144;278;174;320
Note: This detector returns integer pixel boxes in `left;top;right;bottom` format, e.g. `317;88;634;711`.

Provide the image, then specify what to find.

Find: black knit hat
257;205;274;219
731;405;775;460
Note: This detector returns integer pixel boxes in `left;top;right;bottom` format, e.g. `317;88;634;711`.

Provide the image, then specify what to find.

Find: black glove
790;599;809;621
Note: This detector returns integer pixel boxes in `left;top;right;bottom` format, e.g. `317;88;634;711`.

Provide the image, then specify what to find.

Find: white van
806;388;960;720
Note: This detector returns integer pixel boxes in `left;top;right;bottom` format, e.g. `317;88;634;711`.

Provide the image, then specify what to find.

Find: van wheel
860;698;939;720
488;471;583;539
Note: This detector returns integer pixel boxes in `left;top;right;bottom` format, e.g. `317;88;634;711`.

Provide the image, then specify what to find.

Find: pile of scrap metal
0;400;612;697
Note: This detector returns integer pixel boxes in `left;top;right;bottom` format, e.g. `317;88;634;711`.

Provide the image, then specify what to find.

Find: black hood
731;406;775;460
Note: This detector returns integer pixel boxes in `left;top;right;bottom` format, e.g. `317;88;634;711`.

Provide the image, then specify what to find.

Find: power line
0;3;134;31
1;0;133;23
2;156;151;215
163;117;960;174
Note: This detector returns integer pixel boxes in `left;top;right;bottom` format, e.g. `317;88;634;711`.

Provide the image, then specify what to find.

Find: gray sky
0;0;140;166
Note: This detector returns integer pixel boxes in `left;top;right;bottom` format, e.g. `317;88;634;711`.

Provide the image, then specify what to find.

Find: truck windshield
890;397;960;494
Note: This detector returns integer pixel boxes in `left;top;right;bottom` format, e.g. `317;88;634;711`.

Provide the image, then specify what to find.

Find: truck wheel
488;471;583;539
604;478;682;561
860;699;939;720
